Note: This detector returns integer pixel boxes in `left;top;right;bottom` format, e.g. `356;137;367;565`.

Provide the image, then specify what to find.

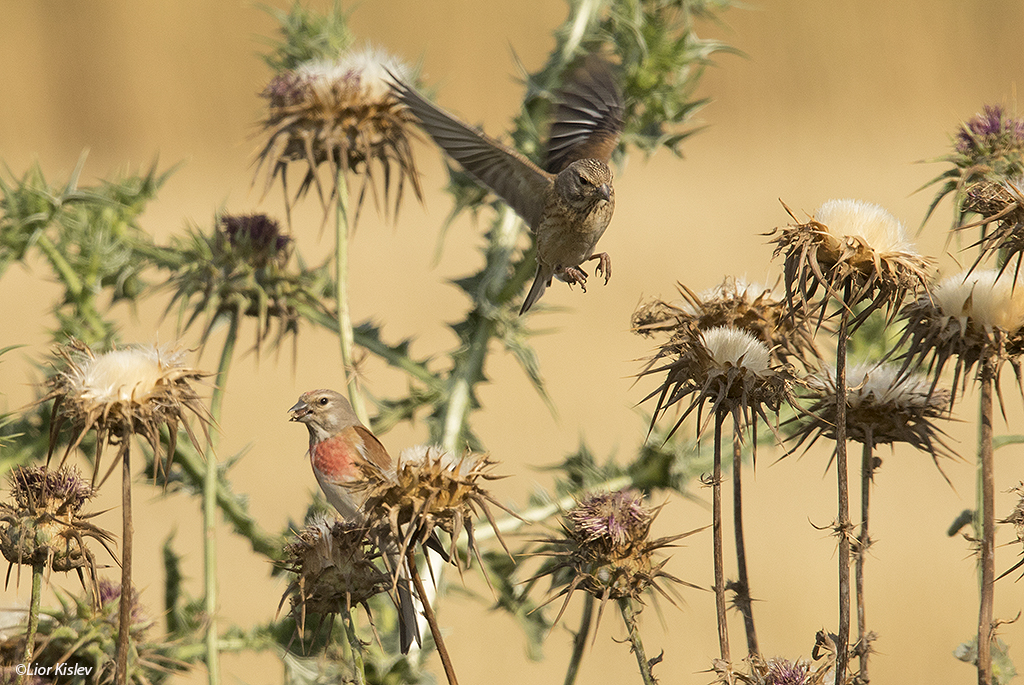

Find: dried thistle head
355;445;515;574
43;339;212;486
280;516;391;635
0;465;113;580
255;47;423;224
166;213;331;356
896;269;1024;407
531;489;702;629
957;178;1024;280
632;276;818;366
769;199;931;329
787;363;955;477
638;324;794;440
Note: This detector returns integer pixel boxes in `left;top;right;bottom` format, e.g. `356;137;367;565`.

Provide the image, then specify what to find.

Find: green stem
34;232;83;296
856;437;873;683
18;563;43;685
978;362;995;685
335;169;370;427
732;421;757;656
202;313;238;685
343;606;367;685
563;593;594;685
618;598;657;685
835;307;852;685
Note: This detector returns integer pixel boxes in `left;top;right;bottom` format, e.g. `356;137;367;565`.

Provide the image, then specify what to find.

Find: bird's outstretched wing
389;73;552;229
544;55;625;174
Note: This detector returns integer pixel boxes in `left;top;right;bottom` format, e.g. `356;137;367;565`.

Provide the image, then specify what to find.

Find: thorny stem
115;444;133;685
335;169;370;427
856;437;873;683
202;312;239;685
618;598;657;685
978;362;995;685
18;563;43;685
732;422;758;655
835;305;852;685
343;606;367;685
407;547;459;685
713;411;730;662
563;593;594;685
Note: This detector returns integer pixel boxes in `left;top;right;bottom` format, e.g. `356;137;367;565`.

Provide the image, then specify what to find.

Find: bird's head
289;389;360;437
556;159;614;210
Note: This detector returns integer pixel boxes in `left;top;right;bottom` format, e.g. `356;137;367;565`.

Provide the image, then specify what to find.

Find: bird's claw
564;266;589;293
590;252;612;284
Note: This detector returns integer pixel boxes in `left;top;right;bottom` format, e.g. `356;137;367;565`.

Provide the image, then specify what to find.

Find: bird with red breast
288;388;419;653
388;54;624;314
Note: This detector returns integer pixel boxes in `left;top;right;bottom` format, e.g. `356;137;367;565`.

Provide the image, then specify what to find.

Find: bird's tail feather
520;265;552;315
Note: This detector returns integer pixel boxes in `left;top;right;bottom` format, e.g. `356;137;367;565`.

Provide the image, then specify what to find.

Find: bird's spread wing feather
544;55;625;174
389;74;552;229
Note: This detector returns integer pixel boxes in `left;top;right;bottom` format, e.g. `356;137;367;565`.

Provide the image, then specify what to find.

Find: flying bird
389;55;624;314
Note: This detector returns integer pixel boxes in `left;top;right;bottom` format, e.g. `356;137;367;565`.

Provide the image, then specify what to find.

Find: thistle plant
352;444;516;685
633;278;817;656
637;323;791;663
42;339;210;685
257;11;424;428
0;155;169;347
769;198;930;684
530;489;703;685
0;578;187;685
922;104;1024;231
896;268;1024;683
279;516;394;684
0;465;113;677
788;362;954;679
163;210;335;682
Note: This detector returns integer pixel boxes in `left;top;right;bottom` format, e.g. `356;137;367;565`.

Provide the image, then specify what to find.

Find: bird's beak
598;184;611;202
288;399;310;421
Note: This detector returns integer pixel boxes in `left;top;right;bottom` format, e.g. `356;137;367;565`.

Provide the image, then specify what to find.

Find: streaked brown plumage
389;56;624;314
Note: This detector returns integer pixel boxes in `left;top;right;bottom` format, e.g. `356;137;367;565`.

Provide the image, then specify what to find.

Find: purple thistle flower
955;104;1024;155
221;213;291;256
764;658;810;685
566;489;651;551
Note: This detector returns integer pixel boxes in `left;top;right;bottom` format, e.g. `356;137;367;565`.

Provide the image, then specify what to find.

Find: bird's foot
587;252;612;284
563;266;589;293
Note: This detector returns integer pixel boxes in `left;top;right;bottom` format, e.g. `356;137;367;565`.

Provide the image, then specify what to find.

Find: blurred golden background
2;1;1024;683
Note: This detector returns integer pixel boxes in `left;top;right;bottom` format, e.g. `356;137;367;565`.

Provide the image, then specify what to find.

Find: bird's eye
578;175;590;185
318;397;329;406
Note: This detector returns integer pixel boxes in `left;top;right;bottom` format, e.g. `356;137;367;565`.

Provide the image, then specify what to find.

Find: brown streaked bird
389;55;624;314
288;388;420;652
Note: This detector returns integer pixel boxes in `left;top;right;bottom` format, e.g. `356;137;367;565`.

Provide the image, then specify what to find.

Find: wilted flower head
632;276;818;366
0;465;113;580
280;516;391;633
531;489;701;628
354;445;515;573
788;363;955;476
166;213;331;356
43;339;211;485
896;269;1024;406
769;199;931;329
255;46;423;224
638;324;793;439
957;178;1024;280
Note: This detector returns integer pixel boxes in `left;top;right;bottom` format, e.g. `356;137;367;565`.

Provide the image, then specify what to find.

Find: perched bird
288;388;419;653
389;55;624;314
